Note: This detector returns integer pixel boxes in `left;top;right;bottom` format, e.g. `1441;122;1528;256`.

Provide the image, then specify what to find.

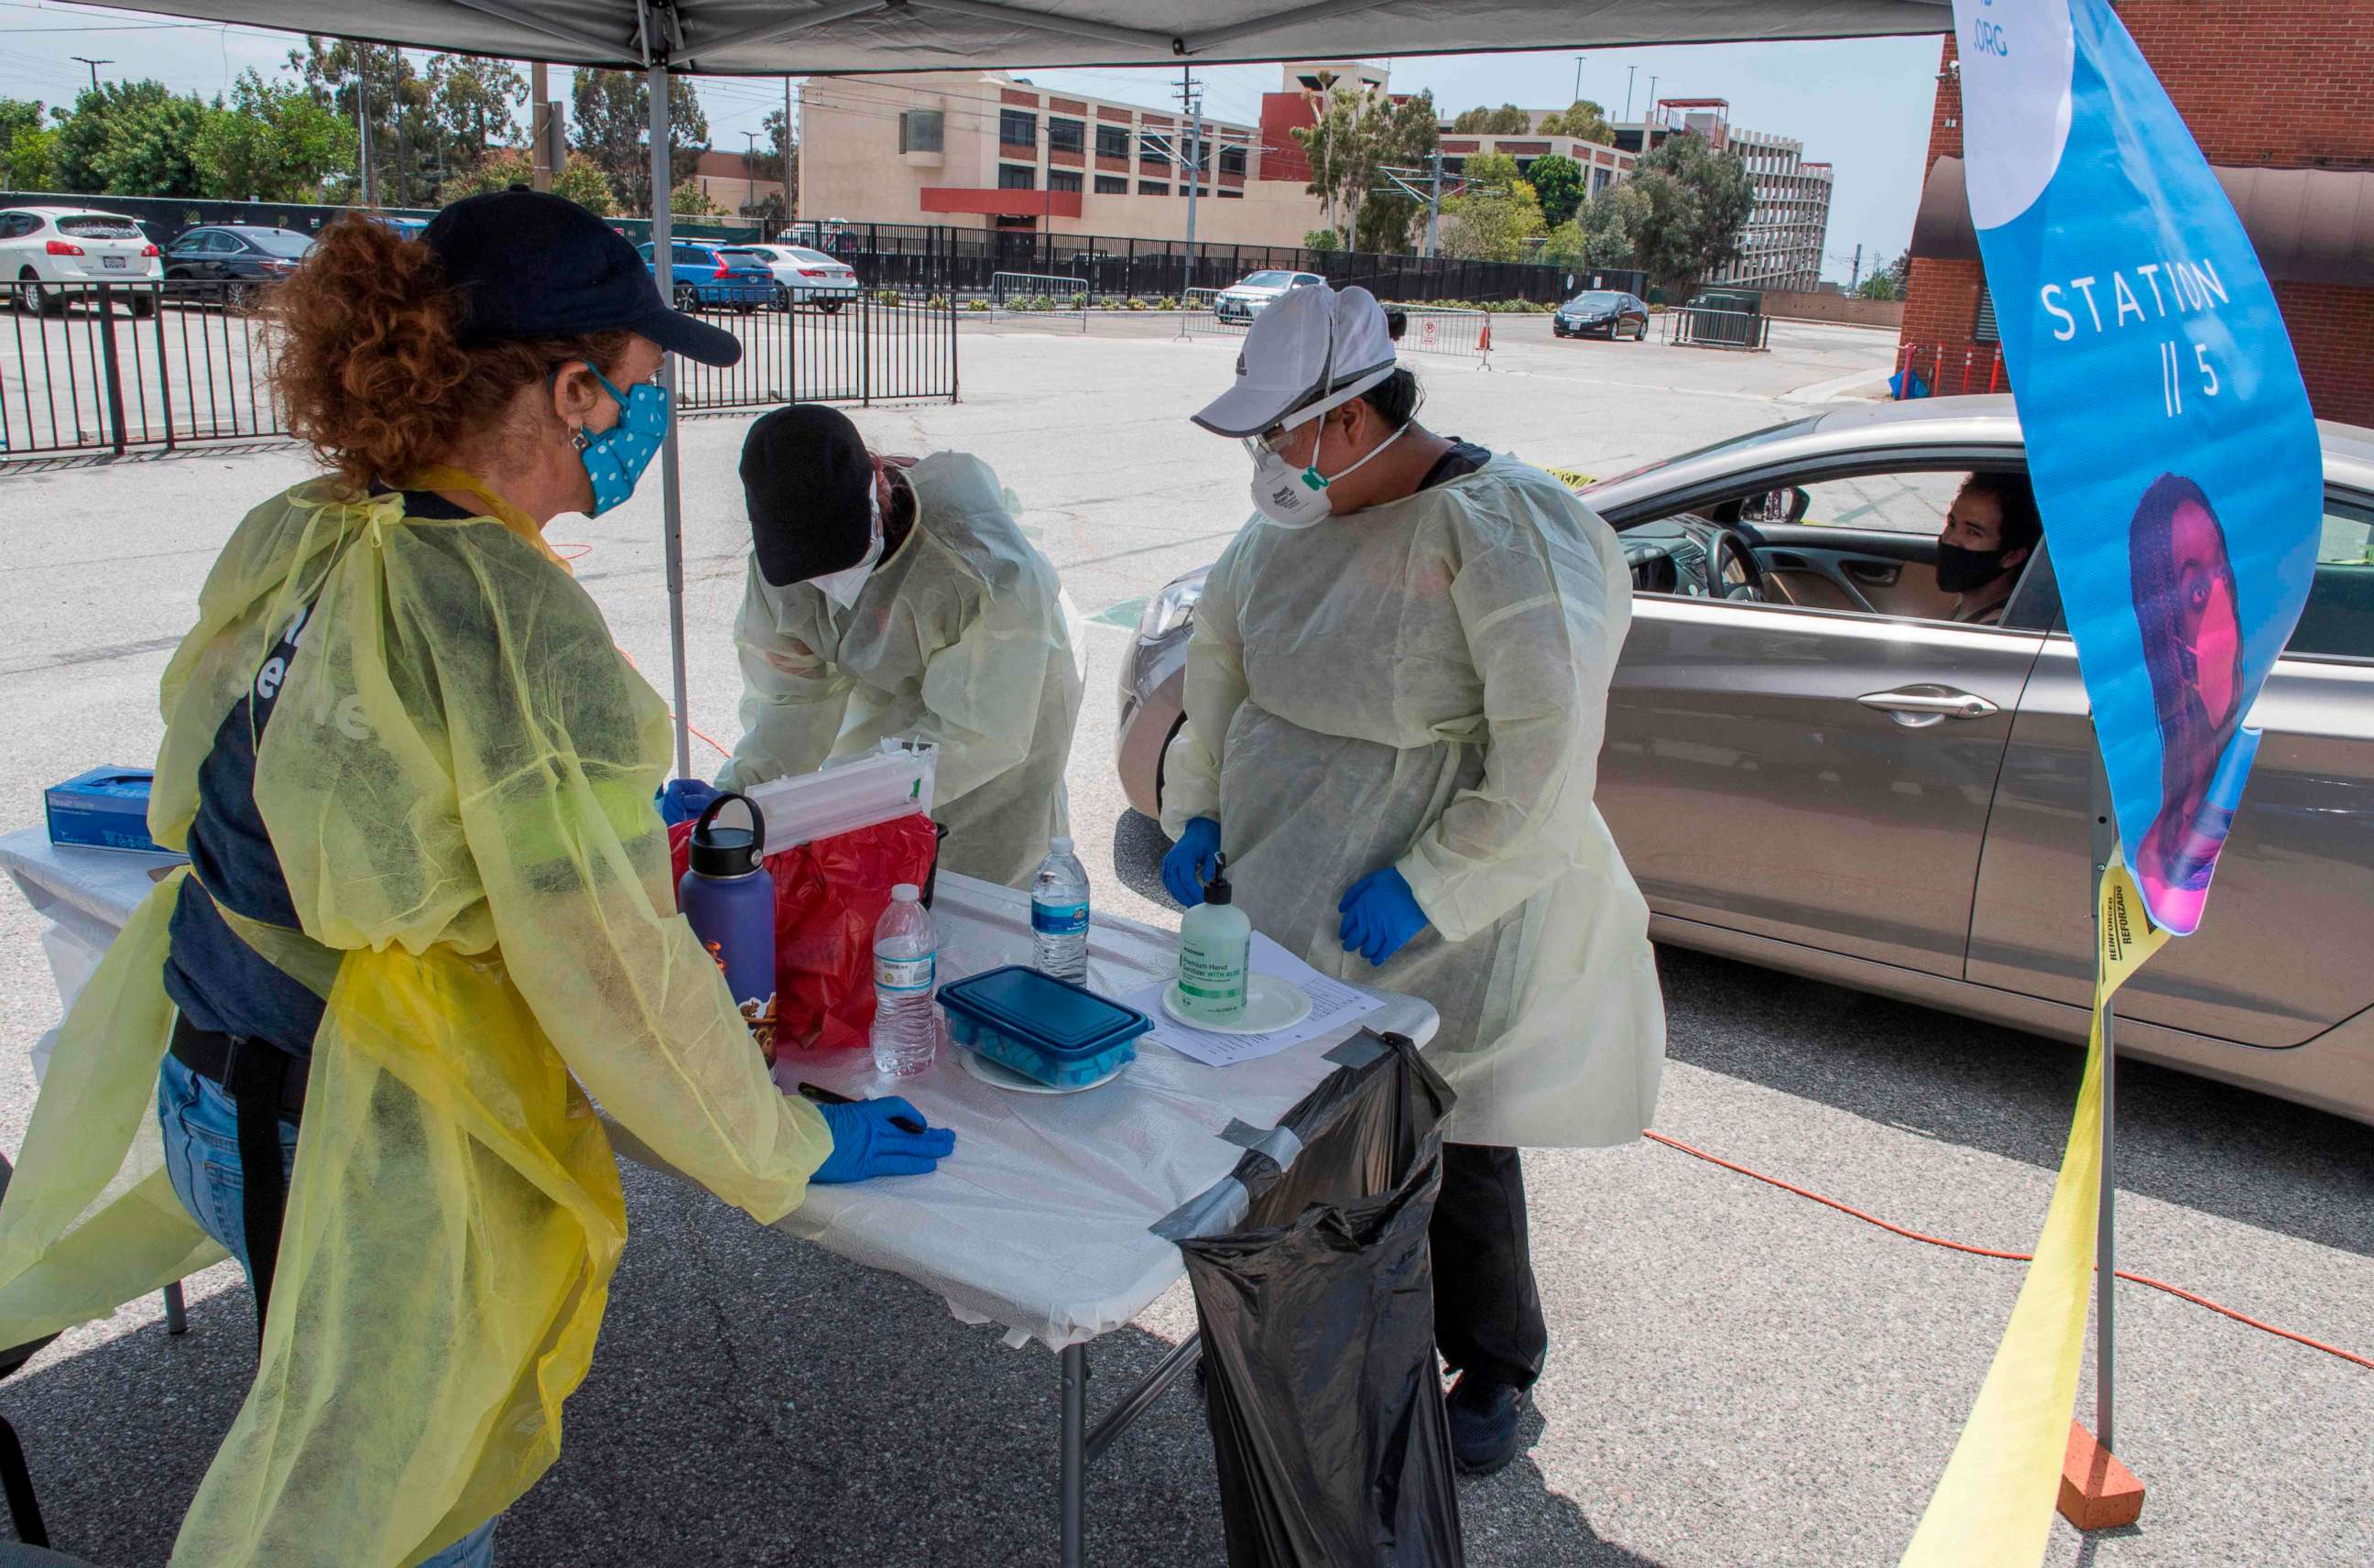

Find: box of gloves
45;768;173;855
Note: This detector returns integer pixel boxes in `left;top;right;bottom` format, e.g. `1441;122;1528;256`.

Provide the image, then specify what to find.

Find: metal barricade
1662;308;1772;352
1391;307;1492;368
0;280;958;463
988;272;1087;331
1176;286;1246;342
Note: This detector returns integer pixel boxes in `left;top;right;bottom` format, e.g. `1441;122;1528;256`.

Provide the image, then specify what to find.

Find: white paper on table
1126;933;1386;1067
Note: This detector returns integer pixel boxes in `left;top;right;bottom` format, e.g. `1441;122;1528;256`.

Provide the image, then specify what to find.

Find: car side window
2285;499;2374;663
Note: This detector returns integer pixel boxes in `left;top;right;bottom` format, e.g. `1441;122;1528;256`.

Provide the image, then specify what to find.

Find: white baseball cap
1191;284;1398;439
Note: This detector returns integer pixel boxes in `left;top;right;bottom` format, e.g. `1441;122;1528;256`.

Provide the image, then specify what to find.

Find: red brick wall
1260;92;1316;184
1902;8;2374;423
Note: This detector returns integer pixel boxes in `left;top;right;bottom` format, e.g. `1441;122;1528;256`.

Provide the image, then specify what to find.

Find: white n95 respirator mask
810;486;884;608
1245;416;1409;530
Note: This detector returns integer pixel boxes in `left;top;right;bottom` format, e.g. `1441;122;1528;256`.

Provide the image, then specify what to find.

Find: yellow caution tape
1900;863;2168;1566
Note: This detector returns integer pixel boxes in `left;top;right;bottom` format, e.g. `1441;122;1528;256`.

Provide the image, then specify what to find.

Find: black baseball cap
423;190;742;368
741;404;876;587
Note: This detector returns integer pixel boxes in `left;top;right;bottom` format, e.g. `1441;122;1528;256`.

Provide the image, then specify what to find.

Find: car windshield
58;216;144;240
245;231;312;257
790;248;840;266
1242;271;1293;288
1565;292;1622;310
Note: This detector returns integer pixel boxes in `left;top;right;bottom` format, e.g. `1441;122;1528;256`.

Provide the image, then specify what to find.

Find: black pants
1431;1143;1548;1390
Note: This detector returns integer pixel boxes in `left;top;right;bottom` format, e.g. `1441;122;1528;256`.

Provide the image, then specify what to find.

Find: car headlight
1137;575;1203;639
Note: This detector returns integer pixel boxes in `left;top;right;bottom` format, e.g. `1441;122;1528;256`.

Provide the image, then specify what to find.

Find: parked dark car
1553;289;1650;341
159;225;315;309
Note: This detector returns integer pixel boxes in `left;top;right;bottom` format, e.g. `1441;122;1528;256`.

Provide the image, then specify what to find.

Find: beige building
798;70;1330;246
1434;127;1639;201
690;148;785;217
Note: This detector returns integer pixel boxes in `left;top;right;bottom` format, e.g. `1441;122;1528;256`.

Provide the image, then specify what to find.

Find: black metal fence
785;221;1599;304
0;281;954;462
0;190;764;252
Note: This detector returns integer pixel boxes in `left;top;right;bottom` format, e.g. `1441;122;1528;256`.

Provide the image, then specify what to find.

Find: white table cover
1;829;1436;1349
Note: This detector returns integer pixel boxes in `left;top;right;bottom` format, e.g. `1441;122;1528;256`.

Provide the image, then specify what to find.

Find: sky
0;4;1946;284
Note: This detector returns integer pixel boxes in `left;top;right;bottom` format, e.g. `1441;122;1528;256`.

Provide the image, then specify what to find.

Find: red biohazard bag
671;811;942;1057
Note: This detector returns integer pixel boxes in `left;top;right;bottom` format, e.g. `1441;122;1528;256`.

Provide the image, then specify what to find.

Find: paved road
0;319;2366;1566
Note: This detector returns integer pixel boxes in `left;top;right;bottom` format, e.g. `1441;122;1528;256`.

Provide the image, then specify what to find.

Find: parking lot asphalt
0;317;2366;1566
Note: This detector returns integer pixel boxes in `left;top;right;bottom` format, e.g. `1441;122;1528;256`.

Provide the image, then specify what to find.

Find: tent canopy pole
650;52;694;780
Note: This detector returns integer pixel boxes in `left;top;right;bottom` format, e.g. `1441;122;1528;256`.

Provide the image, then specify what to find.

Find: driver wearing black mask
1937;471;2042;626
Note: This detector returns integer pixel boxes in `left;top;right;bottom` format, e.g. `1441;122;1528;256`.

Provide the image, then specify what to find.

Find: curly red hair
266;215;632;493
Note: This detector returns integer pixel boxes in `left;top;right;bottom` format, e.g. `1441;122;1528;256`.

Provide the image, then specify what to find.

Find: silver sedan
1114;396;2374;1125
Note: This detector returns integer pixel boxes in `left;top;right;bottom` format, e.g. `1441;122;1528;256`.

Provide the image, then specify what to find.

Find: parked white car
722;244;861;312
1211;268;1323;323
0;206;161;317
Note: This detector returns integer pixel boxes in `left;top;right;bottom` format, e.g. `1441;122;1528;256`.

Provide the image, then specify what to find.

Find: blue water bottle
679;791;779;1063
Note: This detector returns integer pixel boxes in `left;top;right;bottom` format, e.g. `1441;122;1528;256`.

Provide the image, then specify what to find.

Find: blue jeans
157;1054;500;1568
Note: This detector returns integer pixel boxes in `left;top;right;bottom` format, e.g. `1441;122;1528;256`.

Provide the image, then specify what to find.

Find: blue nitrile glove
811;1097;956;1184
658;777;722;826
1161;817;1224;907
1337;867;1430;967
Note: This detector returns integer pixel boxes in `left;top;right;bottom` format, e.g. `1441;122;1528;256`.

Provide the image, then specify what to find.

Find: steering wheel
1704;526;1768;603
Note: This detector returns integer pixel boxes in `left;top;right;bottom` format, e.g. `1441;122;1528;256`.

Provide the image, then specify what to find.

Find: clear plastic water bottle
871;883;939;1077
1030;835;1091;984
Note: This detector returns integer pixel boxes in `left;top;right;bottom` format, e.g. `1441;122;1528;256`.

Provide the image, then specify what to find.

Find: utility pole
745;129;760;215
1572;56;1584;109
1848;243;1863;290
530;60;551;191
1424;151;1443;258
1179;66;1203;285
1624;66;1637;122
1647;76;1661;141
783;76;795;229
71;58;112;95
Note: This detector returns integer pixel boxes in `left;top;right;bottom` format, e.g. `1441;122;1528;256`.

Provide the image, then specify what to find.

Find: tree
572;70;708;214
1289;85;1435;253
288;38;429;205
193;71;356;201
1528;153;1585;227
670;179;722;217
1441;154;1545;262
1624;132;1754;295
1538;100;1616;144
1449;103;1533;135
1541;182;1646;272
425;54;526;173
0;99;54;190
52;81;208;197
445;146;617;214
1883;247;1911;296
1856;272;1900;301
1302;229;1339;252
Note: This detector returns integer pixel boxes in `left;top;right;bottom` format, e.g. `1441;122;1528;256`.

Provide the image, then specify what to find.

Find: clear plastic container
938;965;1149;1088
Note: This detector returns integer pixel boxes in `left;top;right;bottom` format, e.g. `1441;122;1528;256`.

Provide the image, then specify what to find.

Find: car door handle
1857;684;2001;727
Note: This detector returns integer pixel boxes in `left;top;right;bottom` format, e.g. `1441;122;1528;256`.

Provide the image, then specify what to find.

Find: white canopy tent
71;0;1951;771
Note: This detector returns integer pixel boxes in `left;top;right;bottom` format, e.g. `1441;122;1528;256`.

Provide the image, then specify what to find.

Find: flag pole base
2059;1421;2145;1530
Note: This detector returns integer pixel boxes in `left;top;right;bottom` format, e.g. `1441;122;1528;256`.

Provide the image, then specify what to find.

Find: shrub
926;295;952;310
964;298;991;312
1158;295;1182;310
1127;298;1147;311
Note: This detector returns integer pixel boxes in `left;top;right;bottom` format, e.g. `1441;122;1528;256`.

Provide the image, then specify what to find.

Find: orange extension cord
1640;1129;2372;1372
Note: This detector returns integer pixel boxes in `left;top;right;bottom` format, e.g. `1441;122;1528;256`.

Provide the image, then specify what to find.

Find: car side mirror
1738;487;1810;526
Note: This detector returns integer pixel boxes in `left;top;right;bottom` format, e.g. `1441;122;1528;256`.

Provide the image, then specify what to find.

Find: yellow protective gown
1160;455;1665;1149
0;476;833;1566
714;452;1084;888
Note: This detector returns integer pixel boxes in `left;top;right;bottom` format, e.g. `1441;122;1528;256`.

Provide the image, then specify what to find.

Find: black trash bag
1171;1030;1464;1568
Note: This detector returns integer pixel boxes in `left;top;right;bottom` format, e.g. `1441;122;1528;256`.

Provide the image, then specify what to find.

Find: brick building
1901;2;2374;423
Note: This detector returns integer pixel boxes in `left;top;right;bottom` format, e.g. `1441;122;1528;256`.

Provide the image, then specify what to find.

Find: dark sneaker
1444;1374;1528;1476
